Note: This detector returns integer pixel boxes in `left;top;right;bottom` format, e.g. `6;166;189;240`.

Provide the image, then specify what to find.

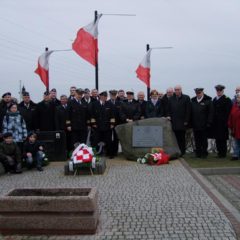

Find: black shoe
109;156;114;159
37;167;43;171
231;157;239;161
15;163;22;173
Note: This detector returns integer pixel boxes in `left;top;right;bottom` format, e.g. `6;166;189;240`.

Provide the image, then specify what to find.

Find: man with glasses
212;84;232;158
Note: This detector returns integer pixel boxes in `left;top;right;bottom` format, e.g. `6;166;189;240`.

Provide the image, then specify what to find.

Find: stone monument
115;117;180;160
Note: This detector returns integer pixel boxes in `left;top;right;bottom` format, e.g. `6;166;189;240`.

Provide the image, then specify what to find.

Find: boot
15;163;22;174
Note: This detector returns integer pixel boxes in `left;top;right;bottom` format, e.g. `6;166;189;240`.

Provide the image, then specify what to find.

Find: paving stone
0;159;237;240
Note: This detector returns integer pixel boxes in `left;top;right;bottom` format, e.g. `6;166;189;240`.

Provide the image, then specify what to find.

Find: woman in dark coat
145;90;164;118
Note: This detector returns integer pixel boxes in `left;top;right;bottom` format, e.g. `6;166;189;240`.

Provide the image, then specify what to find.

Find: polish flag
72;14;102;66
136;49;152;87
34;50;54;89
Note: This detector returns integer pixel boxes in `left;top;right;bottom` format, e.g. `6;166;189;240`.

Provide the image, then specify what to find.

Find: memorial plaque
132;126;163;147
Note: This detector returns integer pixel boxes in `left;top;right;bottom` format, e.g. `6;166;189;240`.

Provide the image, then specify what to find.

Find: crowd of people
0;84;240;174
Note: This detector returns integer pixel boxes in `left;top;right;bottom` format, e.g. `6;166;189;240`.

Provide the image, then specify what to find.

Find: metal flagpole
146;44;150;100
94;10;136;91
94;10;99;90
148;46;173;100
45;47;49;92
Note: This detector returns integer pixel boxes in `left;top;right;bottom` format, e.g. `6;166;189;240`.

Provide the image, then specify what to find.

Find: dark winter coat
90;101;115;131
55;105;68;131
51;98;61;107
35;100;56;131
119;100;141;123
145;99;164;118
167;93;191;131
67;99;89;130
107;99;122;125
23;140;44;157
212;95;232;140
190;95;213;130
161;94;171;117
137;100;147;119
18;101;37;131
0;142;21;163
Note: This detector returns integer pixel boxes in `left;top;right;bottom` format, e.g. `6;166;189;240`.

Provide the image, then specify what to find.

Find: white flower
137;158;142;163
141;158;147;164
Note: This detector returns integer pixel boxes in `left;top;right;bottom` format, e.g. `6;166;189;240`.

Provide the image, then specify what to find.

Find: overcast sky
0;0;240;102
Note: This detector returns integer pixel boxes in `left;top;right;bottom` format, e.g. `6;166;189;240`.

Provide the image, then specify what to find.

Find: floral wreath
137;148;170;165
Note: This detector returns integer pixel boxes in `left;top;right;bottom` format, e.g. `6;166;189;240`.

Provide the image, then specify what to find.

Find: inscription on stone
132;126;163;147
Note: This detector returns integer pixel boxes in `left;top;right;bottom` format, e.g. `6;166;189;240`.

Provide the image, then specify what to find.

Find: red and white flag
34;50;54;88
72;14;102;66
136;49;152;87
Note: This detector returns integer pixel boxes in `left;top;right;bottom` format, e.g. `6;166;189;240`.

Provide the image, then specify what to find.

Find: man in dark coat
137;91;147;119
91;89;99;102
90;91;115;158
67;89;90;147
161;87;174;117
107;90;122;157
191;88;214;158
82;88;92;105
212;84;232;158
18;92;37;132
119;91;141;123
49;88;61;107
116;89;126;102
146;89;164;118
167;85;191;156
68;86;76;102
35;91;56;131
55;95;71;153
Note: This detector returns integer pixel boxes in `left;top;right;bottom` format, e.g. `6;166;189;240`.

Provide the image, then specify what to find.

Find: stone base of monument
64;157;106;175
0;188;98;235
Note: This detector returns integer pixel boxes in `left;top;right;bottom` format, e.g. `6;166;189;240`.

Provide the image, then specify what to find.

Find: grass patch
184;153;240;168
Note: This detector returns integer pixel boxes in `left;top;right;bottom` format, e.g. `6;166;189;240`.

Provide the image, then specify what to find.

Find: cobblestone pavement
0;159;237;240
207;174;240;213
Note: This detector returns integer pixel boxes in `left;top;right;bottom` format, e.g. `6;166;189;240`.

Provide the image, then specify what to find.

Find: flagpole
146;44;150;101
45;47;49;92
94;10;99;90
19;80;22;102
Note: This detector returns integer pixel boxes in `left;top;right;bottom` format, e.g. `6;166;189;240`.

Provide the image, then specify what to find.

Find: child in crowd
2;103;27;153
0;132;22;173
23;132;45;171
